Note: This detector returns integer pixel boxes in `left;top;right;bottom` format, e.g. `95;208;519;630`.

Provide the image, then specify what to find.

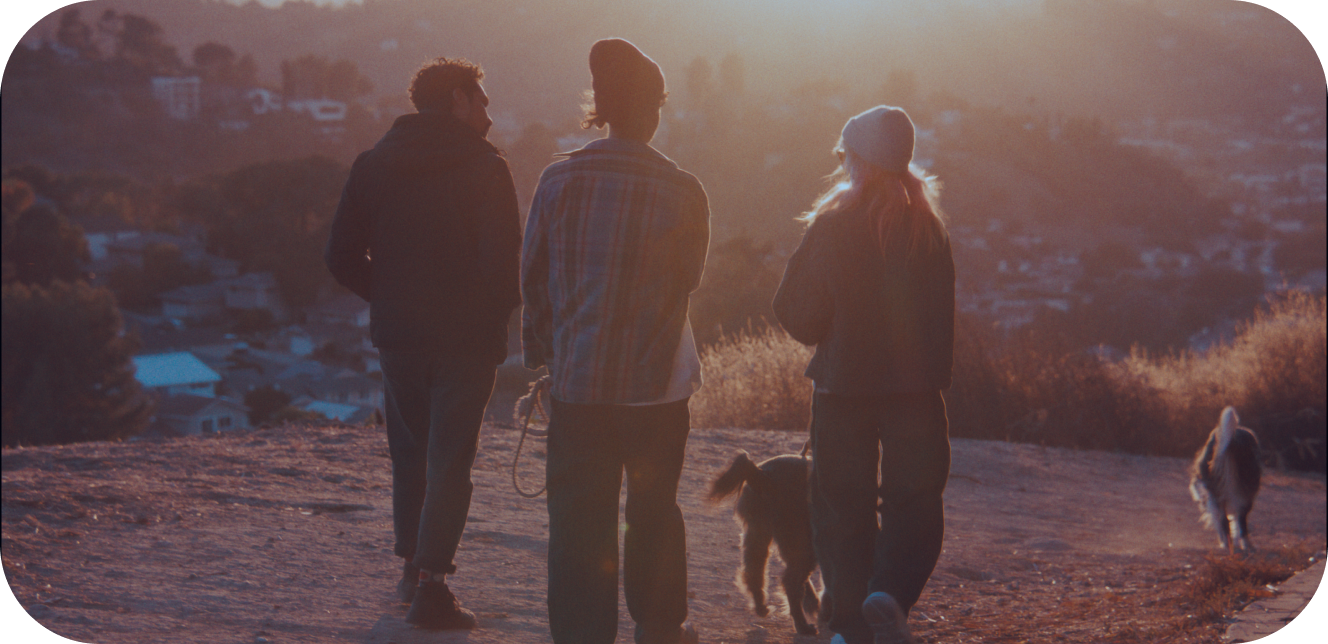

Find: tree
183;156;347;309
2;280;152;446
56;8;99;61
281;55;373;102
99;10;182;75
2;200;90;287
243;385;291;425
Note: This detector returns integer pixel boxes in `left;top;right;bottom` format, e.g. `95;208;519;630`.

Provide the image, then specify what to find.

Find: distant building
69;215;140;261
160;284;225;321
219;273;284;318
133;352;222;397
295;399;379;424
151;76;201;121
149;393;249;437
286;99;347;122
247;88;283;115
105;232;205;268
307;294;370;328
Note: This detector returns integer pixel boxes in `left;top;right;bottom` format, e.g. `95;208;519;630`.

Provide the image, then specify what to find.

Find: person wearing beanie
326;56;520;631
522;38;707;644
773;105;954;644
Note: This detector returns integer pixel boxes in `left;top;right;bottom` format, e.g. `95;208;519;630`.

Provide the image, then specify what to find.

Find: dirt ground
2;418;1325;644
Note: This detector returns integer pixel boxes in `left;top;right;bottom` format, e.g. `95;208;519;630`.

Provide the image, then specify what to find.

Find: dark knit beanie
589;38;665;124
842;105;915;174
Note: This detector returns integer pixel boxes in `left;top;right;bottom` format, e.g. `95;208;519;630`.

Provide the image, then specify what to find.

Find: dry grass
1121;292;1326;468
689;327;813;430
692;293;1325;471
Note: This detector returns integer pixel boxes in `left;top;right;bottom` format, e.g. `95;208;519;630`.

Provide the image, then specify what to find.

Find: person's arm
469;154;523;318
521;172;555;371
772;222;832;346
680;183;711;295
325;154;373;301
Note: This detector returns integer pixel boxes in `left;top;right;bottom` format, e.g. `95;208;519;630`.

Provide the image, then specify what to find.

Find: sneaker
862;592;914;644
637;621;698;644
404;581;477;630
679;622;698;644
397;561;420;604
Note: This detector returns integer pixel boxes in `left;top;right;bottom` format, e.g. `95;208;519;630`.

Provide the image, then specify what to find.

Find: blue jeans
380;350;496;575
545;397;692;644
809;391;950;642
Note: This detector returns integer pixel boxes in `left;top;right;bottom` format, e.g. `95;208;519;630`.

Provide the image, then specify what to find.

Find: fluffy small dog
1189;406;1262;553
708;450;820;635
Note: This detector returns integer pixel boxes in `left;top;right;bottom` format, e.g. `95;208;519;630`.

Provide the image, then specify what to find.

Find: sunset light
2;1;1325;644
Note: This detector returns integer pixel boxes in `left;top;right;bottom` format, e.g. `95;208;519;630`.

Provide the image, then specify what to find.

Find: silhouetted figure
522;38;709;644
325;57;520;630
774;106;955;644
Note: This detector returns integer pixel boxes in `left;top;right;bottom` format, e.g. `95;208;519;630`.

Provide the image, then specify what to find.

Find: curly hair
408;57;483;112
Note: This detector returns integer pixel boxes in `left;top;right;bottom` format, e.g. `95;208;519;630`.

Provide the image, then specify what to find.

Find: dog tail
1217;406;1240;456
708;451;762;504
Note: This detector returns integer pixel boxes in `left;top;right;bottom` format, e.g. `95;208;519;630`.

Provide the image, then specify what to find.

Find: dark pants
380;350;497;575
809;391;950;642
545;397;692;644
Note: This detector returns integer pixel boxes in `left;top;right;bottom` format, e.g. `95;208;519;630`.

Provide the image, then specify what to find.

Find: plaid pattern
522;137;709;404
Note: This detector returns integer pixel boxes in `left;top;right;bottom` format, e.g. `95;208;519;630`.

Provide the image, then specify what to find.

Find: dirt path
3;421;1324;644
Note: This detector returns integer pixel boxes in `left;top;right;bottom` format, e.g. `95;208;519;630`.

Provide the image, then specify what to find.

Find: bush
689;327;812;430
692;294;1325;472
946;312;1172;454
2;280;152;446
1123;292;1326;470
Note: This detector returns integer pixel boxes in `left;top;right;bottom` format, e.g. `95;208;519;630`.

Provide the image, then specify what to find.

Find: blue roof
132;352;223;388
302;401;369;422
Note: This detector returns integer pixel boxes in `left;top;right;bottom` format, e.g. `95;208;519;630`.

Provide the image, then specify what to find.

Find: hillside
3;421;1325;643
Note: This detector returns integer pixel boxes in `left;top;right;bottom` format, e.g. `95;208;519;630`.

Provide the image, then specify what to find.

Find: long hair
802;140;946;263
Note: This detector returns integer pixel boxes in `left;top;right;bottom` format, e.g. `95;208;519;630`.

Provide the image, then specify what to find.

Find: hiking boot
404;581;477;630
862;592;914;644
397;561;420;604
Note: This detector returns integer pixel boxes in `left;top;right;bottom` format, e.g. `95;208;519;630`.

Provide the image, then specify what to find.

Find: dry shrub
690;327;813;430
1124;292;1326;469
947;312;1171;454
1168;540;1324;631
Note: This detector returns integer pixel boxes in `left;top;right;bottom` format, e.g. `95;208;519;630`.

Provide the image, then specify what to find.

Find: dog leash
511;375;551;498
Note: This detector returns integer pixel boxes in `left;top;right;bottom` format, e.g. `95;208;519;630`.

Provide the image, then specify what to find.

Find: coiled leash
511;375;551;498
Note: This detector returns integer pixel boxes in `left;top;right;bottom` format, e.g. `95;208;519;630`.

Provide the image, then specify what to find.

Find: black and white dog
1189;406;1262;554
708;450;820;635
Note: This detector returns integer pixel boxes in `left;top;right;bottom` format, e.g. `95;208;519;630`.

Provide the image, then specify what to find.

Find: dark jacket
772;208;955;394
325;111;521;363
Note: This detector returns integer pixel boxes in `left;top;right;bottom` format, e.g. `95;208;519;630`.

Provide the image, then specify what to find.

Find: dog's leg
1207;495;1231;552
779;557;819;635
1233;507;1255;553
772;528;819;635
740;524;774;617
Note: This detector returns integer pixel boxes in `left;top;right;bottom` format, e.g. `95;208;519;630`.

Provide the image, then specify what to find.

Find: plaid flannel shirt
522;137;710;404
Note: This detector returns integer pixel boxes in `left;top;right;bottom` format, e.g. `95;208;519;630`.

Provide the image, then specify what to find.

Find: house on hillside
219;273;285;319
151;76;201;121
106;232;206;268
71;215;140;261
307;294;369;328
160;283;225;321
148;393;249;437
133;352;222;397
295;399;380;424
292;372;383;409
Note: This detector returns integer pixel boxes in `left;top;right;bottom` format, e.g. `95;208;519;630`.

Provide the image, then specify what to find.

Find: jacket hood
377;111;497;166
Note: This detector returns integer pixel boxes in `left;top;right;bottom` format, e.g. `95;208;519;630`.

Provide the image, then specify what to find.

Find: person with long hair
773;106;954;644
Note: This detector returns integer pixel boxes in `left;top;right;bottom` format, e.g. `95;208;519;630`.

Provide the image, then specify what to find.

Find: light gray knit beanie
841;105;915;173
